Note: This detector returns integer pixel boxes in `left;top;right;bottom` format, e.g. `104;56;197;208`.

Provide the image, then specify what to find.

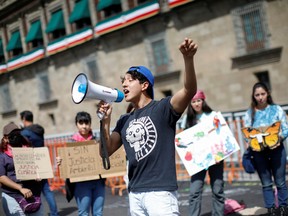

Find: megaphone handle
97;102;112;120
100;120;110;170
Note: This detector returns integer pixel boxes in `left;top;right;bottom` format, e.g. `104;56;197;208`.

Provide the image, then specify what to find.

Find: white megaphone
71;73;124;119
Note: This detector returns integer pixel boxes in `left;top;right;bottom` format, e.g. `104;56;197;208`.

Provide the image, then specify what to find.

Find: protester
57;111;106;216
20;110;59;216
0;122;43;215
243;82;288;216
180;90;225;216
97;37;197;215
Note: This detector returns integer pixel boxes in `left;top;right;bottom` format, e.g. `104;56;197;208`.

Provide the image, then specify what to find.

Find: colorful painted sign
175;112;240;176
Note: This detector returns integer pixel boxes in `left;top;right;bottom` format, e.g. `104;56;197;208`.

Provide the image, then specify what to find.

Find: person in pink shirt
58;111;106;216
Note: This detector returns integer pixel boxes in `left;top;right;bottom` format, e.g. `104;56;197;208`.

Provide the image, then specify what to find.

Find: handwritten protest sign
58;140;127;182
12;147;54;180
175;112;240;176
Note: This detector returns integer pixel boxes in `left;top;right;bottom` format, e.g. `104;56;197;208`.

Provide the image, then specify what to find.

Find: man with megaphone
97;38;198;216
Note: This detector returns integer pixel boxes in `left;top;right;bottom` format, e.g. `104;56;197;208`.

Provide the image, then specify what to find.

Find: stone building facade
0;0;287;136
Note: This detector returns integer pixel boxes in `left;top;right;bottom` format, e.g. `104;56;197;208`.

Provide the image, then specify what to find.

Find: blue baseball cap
128;66;154;99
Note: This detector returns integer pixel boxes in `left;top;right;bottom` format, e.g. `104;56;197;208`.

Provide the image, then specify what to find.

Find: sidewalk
43;180;270;216
177;181;268;216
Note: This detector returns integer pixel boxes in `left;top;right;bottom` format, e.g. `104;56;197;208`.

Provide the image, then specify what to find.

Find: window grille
86;59;100;82
0;84;14;112
38;73;51;102
231;1;269;55
151;39;169;74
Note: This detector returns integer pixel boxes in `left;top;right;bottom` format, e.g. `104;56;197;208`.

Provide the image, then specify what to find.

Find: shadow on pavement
58;207;78;216
46;180;273;216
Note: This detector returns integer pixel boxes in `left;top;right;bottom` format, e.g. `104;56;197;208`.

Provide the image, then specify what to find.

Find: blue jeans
189;161;225;216
253;144;288;208
74;179;105;216
129;191;180;216
41;179;58;216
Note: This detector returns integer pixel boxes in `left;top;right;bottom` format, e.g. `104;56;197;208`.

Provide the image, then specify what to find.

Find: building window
242;10;264;51
37;73;52;103
231;1;269;55
25;20;44;50
151;39;169;74
138;0;149;3
46;9;66;41
104;5;122;18
84;58;100;82
145;34;170;75
0;84;14;112
127;0;150;8
0;56;4;64
96;0;122;20
75;18;92;30
69;0;92;31
128;0;135;8
254;71;270;90
6;30;23;58
145;34;170;74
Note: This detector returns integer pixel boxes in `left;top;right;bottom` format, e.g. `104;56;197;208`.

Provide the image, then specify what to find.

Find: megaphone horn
71;73;124;104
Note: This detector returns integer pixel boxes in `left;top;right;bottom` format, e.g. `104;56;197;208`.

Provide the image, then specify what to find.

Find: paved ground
41;180;271;216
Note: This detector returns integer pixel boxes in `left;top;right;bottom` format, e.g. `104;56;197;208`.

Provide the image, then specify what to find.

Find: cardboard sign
175;112;240;176
57;140;127;182
12;147;54;180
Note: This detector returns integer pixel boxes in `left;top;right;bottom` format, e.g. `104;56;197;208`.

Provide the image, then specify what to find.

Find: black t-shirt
113;97;181;192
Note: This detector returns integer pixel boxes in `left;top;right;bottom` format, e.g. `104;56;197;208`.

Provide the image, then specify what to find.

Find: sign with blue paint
175;112;240;176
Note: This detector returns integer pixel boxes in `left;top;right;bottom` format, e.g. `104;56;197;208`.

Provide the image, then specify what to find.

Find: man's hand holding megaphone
96;101;113;121
71;73;124;119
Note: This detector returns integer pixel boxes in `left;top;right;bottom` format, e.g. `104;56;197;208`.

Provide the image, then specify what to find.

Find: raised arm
97;101;122;157
171;38;198;113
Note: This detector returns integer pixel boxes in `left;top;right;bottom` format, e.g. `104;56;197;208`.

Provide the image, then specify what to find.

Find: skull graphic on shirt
126;116;157;161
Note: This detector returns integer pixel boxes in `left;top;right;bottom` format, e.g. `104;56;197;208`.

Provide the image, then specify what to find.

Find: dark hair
8;130;31;147
0;136;9;152
75;111;91;125
121;71;153;99
185;100;213;128
250;82;274;124
20;110;33;122
1;131;31;152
